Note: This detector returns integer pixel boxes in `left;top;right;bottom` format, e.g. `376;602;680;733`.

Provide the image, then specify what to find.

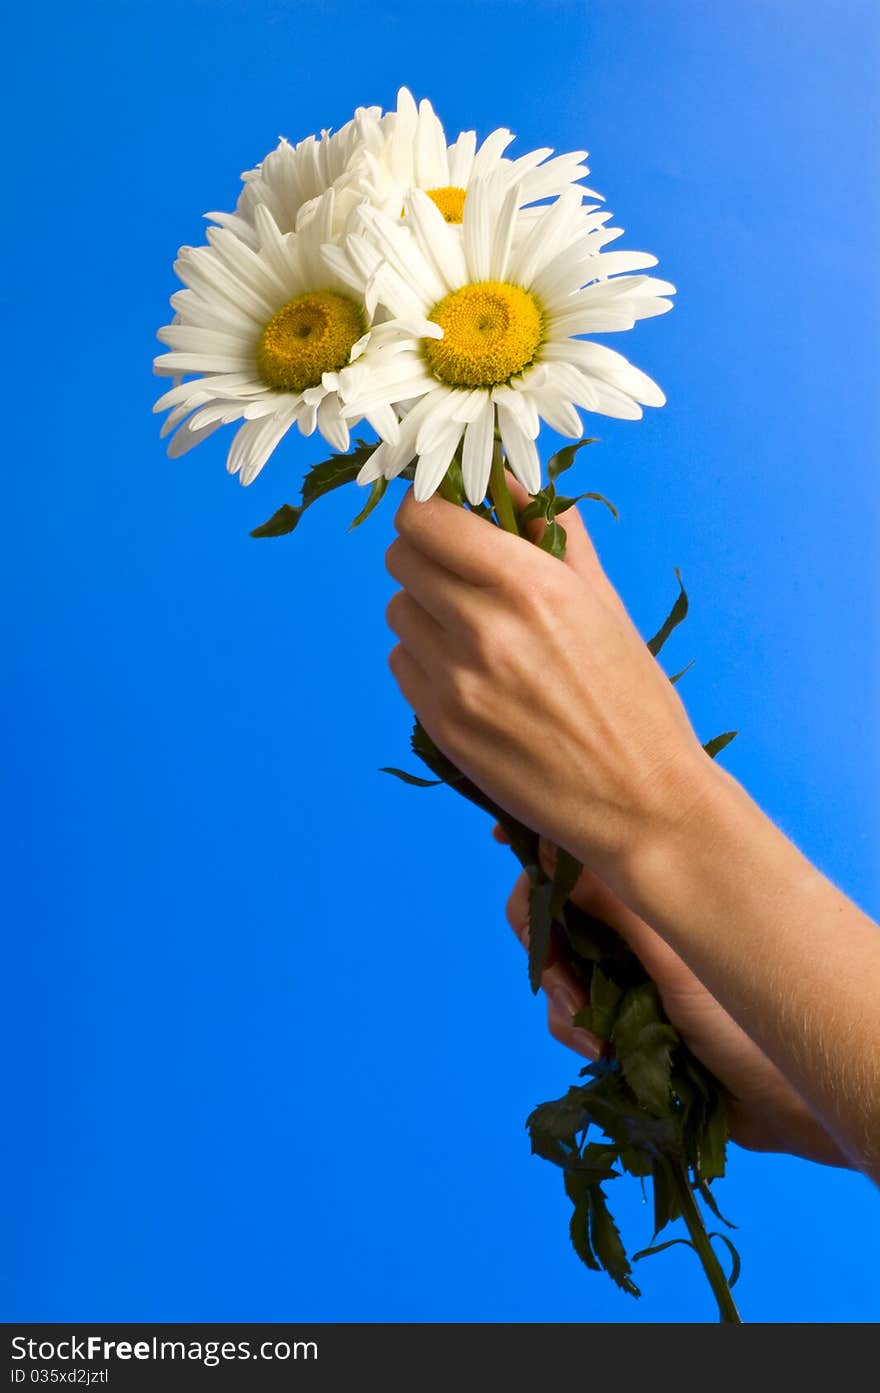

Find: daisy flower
205;107;382;247
328;175;675;503
328;87;602;230
153;189;403;482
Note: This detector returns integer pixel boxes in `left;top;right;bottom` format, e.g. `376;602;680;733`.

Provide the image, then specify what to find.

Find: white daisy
329;175;675;504
153;189;404;483
205;107;382;247
337;86;602;230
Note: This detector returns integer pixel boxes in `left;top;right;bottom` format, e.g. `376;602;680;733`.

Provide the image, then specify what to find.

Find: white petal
447;129;477;186
413;425;464;501
461;397;495;505
415;97;450;187
404;189;468;290
462;177;493;282
471;127;515;177
414;386;459;454
167;416;224;458
497;406;540;494
488;179;521;281
317;393;350;452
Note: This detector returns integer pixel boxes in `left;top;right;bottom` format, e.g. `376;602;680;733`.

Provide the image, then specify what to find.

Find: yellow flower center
255;291;365;392
425;186;467;224
424;281;545;389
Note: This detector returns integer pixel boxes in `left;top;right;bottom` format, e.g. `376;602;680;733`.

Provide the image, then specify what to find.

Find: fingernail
544;980;580;1022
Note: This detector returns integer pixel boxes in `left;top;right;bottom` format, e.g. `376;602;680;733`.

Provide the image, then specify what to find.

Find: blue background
3;0;878;1323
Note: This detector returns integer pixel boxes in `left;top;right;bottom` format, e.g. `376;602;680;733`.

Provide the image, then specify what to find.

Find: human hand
385;484;712;891
501;832;849;1167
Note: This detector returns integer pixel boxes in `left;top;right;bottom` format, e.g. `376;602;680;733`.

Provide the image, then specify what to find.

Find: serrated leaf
613;986;678;1116
379;766;443;787
650;1156;681;1235
585;964;624;1041
703;730;738;760
564;1174;601;1272
546;438;598;482
349;475;387;529
567;1080;680;1157
647;568;688;656
527;878;554;994
251;439;380;538
301;438;378;510
549;847;583;923
697;1093;728;1182
587;1186;640;1296
616;1145;653;1178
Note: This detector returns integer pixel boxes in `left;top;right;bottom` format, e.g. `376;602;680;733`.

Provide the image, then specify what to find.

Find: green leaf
612;983;678;1115
379;766;443;788
349;475;387;529
587;1186;640;1296
695;1174;736;1229
301;438;378;510
582;964;624;1041
619;1023;678;1116
697;1093;728;1182
546;438;599;483
549;847;583;922
708;1232;742;1287
553;491;619;521
703;730;738;760
669;659;695;685
250;438;380;538
527;878;554;994
633;1236;698;1263
408;719;539;870
536;517;567;558
564;1173;601;1272
526;838;582;994
650;1156;681;1235
249;503;302;538
566;1079;680;1158
647;568;688;656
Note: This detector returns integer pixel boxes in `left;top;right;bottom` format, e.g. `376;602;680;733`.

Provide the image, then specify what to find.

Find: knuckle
384;537;404;579
385;588;406;631
444;663;483;718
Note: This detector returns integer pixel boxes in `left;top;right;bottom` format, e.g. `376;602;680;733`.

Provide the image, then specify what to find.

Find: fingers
394;487;531;586
385;535;476;630
387;641;434;714
386;589;448;674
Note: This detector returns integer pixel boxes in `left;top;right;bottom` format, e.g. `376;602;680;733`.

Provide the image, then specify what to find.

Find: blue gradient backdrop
3;0;878;1323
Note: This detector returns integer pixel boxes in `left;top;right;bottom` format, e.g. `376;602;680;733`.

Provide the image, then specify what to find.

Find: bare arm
385;489;880;1180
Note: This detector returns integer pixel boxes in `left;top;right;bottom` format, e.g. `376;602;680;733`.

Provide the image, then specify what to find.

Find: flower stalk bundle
155;90;742;1322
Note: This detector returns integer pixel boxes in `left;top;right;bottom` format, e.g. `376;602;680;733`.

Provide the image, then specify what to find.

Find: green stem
437;471;462;506
488;442;521;536
669;1160;742;1324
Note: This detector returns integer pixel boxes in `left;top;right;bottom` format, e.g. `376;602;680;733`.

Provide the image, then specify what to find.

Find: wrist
603;746;749;923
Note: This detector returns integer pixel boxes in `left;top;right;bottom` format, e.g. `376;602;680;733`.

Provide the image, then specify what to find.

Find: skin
384;483;880;1182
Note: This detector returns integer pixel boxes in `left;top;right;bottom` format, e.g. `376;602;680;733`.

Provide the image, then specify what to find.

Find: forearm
594;757;880;1181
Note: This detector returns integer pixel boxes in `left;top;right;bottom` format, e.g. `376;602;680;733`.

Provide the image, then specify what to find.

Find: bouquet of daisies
155;89;741;1322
